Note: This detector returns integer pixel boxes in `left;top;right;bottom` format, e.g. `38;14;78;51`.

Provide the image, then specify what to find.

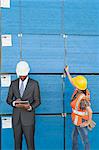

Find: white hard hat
16;61;30;76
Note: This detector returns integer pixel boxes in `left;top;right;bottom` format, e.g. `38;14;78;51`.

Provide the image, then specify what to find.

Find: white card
2;117;12;129
0;0;10;8
1;75;11;87
1;34;12;46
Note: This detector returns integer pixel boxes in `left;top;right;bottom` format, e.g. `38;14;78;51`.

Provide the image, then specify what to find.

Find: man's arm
32;81;41;109
6;81;14;107
27;81;41;111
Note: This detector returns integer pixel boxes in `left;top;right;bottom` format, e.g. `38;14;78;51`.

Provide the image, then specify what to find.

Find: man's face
20;76;27;81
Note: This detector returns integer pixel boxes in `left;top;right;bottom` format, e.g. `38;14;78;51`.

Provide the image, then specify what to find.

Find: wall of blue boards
0;0;99;149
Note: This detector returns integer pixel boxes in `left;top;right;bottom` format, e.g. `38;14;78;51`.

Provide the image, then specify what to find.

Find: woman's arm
80;106;92;127
64;66;76;87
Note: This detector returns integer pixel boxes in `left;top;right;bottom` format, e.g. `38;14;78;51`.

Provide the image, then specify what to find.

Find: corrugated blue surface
1;75;17;114
66;35;99;73
2;34;99;73
65;115;73;150
21;0;61;34
2;0;20;34
88;115;99;149
35;116;64;150
1;35;20;72
64;75;98;113
2;0;99;35
1;116;64;150
1;116;28;150
1;127;14;150
22;35;64;73
65;114;99;150
64;0;99;35
32;75;63;114
1;88;13;114
1;126;28;150
1;75;63;114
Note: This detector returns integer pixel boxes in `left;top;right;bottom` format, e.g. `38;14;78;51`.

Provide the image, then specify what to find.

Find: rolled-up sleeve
80;100;90;110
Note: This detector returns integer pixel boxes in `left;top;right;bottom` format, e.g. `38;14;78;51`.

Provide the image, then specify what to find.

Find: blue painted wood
1;75;63;114
1;88;13;114
21;0;61;34
1;124;14;150
35;116;64;150
31;75;63;114
65;115;73;150
2;0;20;34
1;116;27;150
88;115;99;150
2;0;99;35
0;75;17;114
1;74;99;113
1;116;64;150
64;0;99;35
1;35;20;72
22;35;64;73
66;35;99;73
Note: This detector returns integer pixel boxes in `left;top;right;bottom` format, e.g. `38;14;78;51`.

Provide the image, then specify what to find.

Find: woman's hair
81;89;87;95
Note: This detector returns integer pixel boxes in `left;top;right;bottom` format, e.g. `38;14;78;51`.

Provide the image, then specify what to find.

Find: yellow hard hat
72;75;87;90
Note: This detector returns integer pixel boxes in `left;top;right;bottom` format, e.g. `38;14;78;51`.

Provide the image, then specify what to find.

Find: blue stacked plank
35;116;64;150
2;0;99;35
1;124;27;150
0;75;63;114
2;0;20;34
0;75;16;114
31;75;63;114
22;35;64;73
65;35;99;73
64;0;99;35
21;0;61;34
1;35;20;73
1;116;64;150
1;125;14;150
1;88;13;114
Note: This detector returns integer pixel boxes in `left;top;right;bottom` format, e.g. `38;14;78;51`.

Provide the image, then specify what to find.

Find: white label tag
2;117;12;129
1;34;12;46
1;75;11;87
0;0;10;8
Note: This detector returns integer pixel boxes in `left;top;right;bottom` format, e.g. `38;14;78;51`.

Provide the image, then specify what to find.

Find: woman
65;66;95;150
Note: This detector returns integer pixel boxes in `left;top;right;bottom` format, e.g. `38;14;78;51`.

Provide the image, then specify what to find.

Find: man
6;60;41;150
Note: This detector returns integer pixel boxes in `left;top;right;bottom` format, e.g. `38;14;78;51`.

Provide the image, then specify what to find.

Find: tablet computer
15;101;29;104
